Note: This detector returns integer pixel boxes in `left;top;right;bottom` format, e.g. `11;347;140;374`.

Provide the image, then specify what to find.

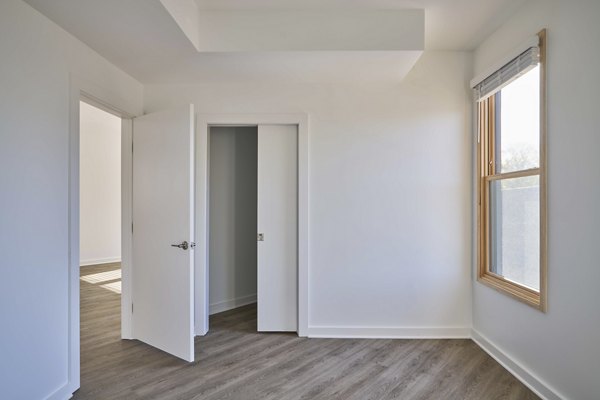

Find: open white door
257;125;298;332
132;105;195;361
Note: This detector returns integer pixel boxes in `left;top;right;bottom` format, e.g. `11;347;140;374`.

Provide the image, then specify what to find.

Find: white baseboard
209;294;257;315
471;329;564;400
80;257;121;267
46;382;75;400
308;326;471;339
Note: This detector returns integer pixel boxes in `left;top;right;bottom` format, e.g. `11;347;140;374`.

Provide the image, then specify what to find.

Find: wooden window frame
477;30;547;311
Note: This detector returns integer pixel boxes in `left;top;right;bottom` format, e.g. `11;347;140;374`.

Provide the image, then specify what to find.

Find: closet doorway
207;124;298;332
196;114;309;338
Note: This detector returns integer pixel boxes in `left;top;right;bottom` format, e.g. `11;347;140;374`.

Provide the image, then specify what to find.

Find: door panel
257;125;298;332
132;105;195;361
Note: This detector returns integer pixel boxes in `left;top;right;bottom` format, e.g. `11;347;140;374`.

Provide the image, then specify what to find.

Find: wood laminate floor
76;263;539;400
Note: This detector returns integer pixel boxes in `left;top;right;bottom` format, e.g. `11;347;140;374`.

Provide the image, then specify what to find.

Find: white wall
0;0;143;399
471;1;600;399
80;101;122;266
209;127;258;314
145;51;473;336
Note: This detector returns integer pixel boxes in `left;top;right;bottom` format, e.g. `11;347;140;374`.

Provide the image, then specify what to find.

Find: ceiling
23;0;528;84
194;0;529;50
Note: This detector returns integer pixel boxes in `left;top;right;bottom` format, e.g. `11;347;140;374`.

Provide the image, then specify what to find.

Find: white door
257;125;298;332
132;105;195;361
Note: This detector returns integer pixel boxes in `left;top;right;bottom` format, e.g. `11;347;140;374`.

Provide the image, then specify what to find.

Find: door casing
196;114;309;337
68;75;139;396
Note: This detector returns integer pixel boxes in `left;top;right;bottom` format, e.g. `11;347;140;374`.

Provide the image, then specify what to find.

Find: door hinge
131;222;134;233
132;141;134;153
131;303;134;313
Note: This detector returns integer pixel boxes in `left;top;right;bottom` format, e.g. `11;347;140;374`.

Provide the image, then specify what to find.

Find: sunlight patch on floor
100;280;122;294
80;269;121;284
80;268;122;294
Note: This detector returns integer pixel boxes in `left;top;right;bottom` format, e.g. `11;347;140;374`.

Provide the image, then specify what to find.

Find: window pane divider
485;168;540;181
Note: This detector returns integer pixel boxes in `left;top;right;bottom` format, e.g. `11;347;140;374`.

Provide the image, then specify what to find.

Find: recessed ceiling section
193;0;529;51
28;0;530;83
160;2;424;53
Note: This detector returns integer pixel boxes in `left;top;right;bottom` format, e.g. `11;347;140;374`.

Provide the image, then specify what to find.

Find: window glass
495;66;540;173
489;176;540;290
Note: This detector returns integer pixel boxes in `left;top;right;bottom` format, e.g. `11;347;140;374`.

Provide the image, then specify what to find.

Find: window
476;30;547;310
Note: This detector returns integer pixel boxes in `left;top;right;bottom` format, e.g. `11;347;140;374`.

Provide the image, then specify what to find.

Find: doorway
196;115;309;337
78;99;124;387
77;96;133;333
205;123;300;334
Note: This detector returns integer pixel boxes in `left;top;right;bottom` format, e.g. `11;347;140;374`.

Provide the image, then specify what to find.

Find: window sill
477;273;546;312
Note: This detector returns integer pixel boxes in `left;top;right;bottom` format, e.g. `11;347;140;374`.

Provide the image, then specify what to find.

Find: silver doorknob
171;241;189;250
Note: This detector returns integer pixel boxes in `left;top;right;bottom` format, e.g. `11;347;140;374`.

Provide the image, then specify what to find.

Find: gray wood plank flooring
75;263;539;400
